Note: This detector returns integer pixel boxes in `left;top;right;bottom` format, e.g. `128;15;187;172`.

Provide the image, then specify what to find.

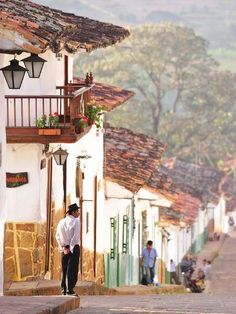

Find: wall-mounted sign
6;172;28;188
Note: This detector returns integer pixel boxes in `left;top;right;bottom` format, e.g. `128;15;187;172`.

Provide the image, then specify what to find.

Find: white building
0;0;129;294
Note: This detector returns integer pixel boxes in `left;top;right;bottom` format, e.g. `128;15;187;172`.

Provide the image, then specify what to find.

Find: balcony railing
6;83;94;143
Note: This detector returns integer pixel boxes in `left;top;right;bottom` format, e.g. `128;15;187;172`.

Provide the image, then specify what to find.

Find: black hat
66;203;80;213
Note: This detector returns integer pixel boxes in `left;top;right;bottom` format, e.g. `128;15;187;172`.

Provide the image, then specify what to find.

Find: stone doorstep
0;296;80;314
5;280;185;297
5;280;113;297
113;284;186;295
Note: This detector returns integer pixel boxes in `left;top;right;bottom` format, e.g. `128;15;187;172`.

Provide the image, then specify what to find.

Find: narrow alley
67;230;236;314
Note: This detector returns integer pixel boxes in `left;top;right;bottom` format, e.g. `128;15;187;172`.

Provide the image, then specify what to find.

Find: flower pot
75;126;85;134
38;128;61;135
88;118;94;126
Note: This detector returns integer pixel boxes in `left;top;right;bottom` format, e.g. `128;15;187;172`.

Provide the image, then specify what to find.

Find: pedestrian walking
170;259;180;284
56;203;80;296
141;240;158;285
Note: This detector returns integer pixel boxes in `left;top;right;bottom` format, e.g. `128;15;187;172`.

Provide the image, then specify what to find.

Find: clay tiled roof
0;0;129;54
162;158;225;204
172;192;201;224
159;207;183;226
73;77;134;111
144;168;178;203
104;126;165;193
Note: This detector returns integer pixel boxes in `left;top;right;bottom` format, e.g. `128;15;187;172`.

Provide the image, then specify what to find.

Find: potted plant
73;113;88;134
36;112;61;135
85;100;104;130
35;114;47;129
48;112;59;128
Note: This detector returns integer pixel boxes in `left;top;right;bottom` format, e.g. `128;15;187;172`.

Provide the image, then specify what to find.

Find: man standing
141;240;158;285
56;203;80;296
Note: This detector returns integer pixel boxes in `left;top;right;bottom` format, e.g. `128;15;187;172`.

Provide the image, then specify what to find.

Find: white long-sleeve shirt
55;215;80;253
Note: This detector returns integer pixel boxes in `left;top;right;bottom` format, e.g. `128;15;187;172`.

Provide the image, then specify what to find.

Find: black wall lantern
21;53;47;78
0;58;28;89
53;146;68;166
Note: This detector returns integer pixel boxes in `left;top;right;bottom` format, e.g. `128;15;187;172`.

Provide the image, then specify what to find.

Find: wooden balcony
6;84;94;144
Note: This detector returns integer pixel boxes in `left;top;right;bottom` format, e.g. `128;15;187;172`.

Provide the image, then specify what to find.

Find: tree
76;23;216;132
75;23;236;165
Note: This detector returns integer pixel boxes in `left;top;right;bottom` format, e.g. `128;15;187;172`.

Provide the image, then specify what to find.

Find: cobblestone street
69;294;236;314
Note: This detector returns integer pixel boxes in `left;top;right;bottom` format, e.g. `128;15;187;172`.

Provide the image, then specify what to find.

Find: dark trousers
61;245;80;293
170;271;180;284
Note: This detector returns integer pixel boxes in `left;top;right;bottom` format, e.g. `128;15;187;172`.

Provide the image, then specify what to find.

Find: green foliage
73;113;88;129
48;112;59;128
85;100;104;130
35;114;47;128
35;112;59;128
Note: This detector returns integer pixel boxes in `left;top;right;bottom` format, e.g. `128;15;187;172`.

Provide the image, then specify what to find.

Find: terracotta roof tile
144;167;178;202
104;126;165;193
73;77;134;111
162;158;225;204
172;192;201;224
0;0;129;54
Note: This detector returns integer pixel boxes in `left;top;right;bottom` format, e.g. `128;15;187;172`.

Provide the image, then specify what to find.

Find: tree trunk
152;102;162;134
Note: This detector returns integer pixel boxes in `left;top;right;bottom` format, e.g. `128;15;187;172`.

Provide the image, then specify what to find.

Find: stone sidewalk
0;295;80;314
208;229;236;294
196;233;227;266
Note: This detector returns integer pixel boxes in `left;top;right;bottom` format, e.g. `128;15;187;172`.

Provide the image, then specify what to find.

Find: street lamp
21;53;47;78
53;146;68;166
0;58;28;89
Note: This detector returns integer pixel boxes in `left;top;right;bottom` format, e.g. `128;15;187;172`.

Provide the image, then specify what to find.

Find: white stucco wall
167;226;179;268
104;181;133;253
6;144;43;221
49;126;104;253
0;55;7;294
214;197;226;233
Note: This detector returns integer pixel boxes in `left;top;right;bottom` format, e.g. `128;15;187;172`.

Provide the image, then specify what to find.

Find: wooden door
45;157;52;273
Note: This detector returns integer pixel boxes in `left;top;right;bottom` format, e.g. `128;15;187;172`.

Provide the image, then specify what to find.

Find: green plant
35;114;47;128
85;100;104;130
35;112;60;128
73;113;88;130
48;112;59;128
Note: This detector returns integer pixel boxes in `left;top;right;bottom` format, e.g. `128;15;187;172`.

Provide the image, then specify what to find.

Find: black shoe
61;289;66;295
67;290;79;297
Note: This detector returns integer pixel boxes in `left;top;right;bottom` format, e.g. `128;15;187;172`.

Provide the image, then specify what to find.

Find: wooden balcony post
69;95;81;132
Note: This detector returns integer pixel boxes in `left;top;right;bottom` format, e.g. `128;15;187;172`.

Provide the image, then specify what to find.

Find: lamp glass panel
24;60;44;78
2;69;26;89
53;149;68;165
23;61;34;78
